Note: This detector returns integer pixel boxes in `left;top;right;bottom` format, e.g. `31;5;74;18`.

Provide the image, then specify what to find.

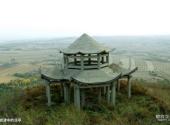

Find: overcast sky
0;0;170;40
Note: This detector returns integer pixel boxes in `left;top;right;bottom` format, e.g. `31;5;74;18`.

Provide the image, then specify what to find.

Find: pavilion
41;33;138;109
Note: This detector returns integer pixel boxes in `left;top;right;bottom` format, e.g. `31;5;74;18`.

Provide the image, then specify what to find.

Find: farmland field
0;36;170;84
0;36;170;125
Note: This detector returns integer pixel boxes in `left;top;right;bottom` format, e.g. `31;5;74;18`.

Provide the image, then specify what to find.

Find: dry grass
0;79;170;125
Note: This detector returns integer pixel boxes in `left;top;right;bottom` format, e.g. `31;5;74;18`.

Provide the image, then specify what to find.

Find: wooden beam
79;84;110;89
110;82;116;106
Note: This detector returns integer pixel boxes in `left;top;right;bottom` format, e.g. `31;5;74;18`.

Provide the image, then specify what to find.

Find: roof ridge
62;33;110;54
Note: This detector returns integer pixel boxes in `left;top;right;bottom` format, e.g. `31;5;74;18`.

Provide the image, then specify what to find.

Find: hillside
0;78;170;125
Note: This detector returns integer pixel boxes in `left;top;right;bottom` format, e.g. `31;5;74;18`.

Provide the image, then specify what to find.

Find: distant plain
0;36;170;83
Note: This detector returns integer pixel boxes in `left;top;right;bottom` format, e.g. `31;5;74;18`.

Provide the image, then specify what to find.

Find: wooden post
127;76;132;98
97;54;100;69
45;82;51;106
81;89;85;107
74;84;80;109
81;55;84;70
106;86;110;103
110;82;116;106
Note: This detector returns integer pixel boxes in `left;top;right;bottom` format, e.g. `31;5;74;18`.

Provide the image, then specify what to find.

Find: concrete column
117;79;120;92
81;55;84;70
64;83;70;104
106;53;109;63
74;54;77;65
60;83;64;97
127;77;132;98
74;84;80;109
110;82;116;106
101;56;104;64
106;86;110;103
98;88;102;102
97;54;100;69
103;86;106;96
63;84;68;104
128;56;131;70
65;55;68;69
81;89;85;107
46;82;51;106
88;54;91;64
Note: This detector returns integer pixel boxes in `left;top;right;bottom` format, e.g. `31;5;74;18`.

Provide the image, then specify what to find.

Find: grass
0;79;170;125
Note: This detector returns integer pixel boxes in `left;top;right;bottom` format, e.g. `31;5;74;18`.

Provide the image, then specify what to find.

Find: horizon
0;34;170;44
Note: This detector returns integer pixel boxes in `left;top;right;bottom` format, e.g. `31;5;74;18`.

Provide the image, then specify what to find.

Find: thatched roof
61;33;110;54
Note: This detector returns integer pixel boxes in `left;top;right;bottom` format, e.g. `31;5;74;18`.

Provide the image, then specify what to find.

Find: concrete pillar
64;83;70;104
88;54;91;65
64;85;67;102
106;53;109;63
98;88;102;102
65;55;68;69
103;86;106;96
60;83;64;97
110;82;116;106
46;82;51;106
74;84;80;109
127;77;132;98
81;55;84;70
128;56;131;70
106;86;110;103
97;54;100;69
74;54;77;65
117;79;120;92
81;89;85;107
101;56;104;64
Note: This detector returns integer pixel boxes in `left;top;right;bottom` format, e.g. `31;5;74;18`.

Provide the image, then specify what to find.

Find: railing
67;62;109;70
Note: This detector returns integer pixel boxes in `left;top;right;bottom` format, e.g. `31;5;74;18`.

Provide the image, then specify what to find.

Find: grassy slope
0;80;170;125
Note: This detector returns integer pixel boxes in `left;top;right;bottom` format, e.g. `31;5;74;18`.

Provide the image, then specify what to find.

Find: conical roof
61;33;110;54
